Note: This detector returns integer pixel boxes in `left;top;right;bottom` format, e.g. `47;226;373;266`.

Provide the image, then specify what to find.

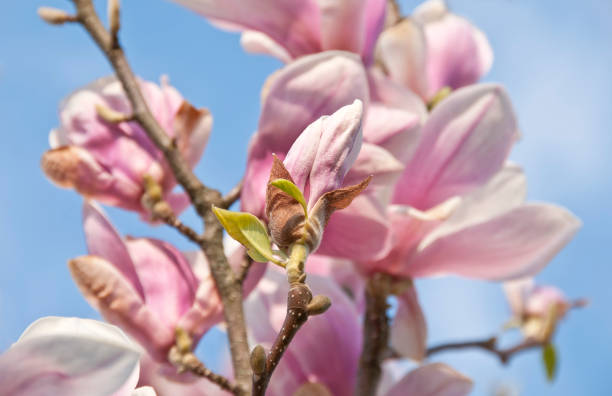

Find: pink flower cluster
7;0;583;395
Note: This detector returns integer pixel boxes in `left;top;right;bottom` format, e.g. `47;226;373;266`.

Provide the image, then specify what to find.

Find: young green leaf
541;342;557;382
270;178;308;216
212;206;273;263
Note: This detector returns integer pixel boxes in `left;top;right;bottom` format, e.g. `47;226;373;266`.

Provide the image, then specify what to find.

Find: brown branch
252;283;312;396
426;336;543;364
221;178;244;208
155;208;204;245
237;253;254;284
68;1;252;391
356;274;392;396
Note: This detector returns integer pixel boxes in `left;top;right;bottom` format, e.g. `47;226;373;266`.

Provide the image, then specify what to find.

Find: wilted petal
408;204;581;280
390;286;427;361
393;84;518;210
125;238;198;328
69;256;174;359
246;269;361;396
414;0;493;97
384;363;472;396
83;201;145;297
0;317;140;396
173;101;212;168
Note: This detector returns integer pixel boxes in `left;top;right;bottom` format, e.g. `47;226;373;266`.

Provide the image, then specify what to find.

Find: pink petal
408;203;581;281
503;277;534;317
360;0;387;64
343;142;404;192
384;363;472;396
307;254;366;309
393;84;518;210
316;193;392;261
125;238;198;328
246;268;361;396
171;0;322;59
257;51;369;153
390;287;427;361
376;17;429;99
241;30;292;63
83;202;145;298
69;256;174;360
0;317;141;396
413;0;493;97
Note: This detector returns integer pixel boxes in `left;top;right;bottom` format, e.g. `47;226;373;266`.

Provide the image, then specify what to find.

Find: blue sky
1;1;610;395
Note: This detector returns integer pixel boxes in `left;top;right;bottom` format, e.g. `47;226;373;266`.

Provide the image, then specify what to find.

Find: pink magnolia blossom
244;268;470;396
68;202;223;361
243;51;424;261
377;0;493;100
504;278;577;340
361;84;580;281
170;0;386;64
0;316;154;396
41;76;211;217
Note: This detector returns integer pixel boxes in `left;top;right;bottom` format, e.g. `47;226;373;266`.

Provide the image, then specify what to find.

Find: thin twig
355;274;392;396
221;179;244;208
68;1;252;391
182;353;243;395
426;336;543;364
155;209;204;245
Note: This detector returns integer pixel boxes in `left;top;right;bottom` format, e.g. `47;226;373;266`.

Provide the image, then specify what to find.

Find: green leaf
541;342;557;382
270;178;308;216
212;206;273;263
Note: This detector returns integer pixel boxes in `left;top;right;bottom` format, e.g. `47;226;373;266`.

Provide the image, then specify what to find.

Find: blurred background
0;1;610;394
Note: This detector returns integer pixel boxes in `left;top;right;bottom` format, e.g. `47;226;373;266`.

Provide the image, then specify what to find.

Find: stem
356;274;391;396
69;1;252;391
252;243;321;396
221;178;244;208
426;337;543;364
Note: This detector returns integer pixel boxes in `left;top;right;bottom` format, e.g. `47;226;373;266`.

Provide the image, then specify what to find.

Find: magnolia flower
361;84;580;282
243;51;424;261
377;0;492;100
170;0;386;64
69;202;223;361
244;268;470;396
41;76;211;217
504;279;579;341
0;316;155;396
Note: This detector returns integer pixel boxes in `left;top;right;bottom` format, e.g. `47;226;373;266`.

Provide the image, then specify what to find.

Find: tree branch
356;274;392;396
426;336;543;364
68;1;252;391
221;178;244;208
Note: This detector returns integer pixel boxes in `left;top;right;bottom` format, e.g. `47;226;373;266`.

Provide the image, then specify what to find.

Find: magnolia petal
125;238;198;328
306;254;366;309
316;192;391;261
394;84;518;210
306;100;364;208
384;363;472;396
360;0;387;64
377;17;428;99
390;286;427;361
69;256;174;360
131;386;158;396
258;51;369;153
173;101;212;168
241;137;276;217
343;143;404;190
317;0;364;54
171;0;322;59
83;201;145;298
241;30;293;63
409;204;581;281
246;269;362;396
414;0;493;97
503;277;534;317
419;163;527;249
0;317;140;396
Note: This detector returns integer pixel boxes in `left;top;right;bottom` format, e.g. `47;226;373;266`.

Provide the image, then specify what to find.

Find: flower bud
37;7;76;25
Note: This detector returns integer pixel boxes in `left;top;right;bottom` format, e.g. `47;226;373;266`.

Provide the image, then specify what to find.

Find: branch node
306;295;331;316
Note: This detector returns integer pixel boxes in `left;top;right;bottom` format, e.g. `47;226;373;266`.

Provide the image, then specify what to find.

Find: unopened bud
250;345;267;376
95;104;132;123
306;295;331;316
108;0;121;38
38;7;76;25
